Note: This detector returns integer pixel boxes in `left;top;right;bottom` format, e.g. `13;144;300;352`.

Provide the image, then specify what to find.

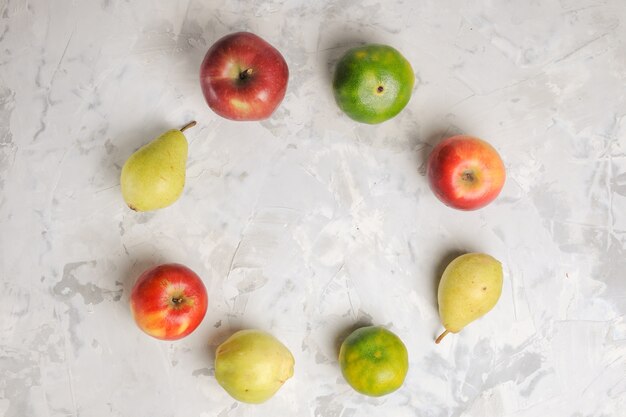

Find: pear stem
180;121;197;132
435;329;450;344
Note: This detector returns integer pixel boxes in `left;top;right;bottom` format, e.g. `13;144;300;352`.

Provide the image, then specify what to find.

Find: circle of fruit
339;326;409;396
333;44;414;124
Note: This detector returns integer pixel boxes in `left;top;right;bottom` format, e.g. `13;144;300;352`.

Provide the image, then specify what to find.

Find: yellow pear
214;329;294;404
120;121;196;211
436;253;503;344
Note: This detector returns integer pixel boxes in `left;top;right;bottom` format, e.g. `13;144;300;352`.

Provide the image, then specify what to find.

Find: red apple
199;32;289;121
427;135;505;210
130;263;208;340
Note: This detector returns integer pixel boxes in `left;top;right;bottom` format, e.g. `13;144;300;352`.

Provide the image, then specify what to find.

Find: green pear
215;329;294;404
120;121;196;211
436;253;503;344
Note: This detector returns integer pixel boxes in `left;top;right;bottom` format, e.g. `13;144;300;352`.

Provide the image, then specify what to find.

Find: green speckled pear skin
438;253;503;333
333;44;414;124
120;128;188;212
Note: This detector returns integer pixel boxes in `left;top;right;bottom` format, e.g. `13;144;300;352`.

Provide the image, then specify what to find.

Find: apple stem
239;68;253;80
180;121;197;132
462;171;474;182
171;296;184;305
435;329;450;344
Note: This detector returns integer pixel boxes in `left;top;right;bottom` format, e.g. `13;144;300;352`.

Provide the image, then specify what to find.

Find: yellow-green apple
427;135;505;210
200;32;289;121
130;263;208;340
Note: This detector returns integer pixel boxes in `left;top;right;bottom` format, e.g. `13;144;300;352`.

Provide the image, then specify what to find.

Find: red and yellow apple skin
199;32;289;121
427;135;505;210
130;263;208;341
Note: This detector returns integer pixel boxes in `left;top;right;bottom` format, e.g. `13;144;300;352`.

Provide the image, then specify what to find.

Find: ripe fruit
426;135;506;210
130;263;208;341
333;44;414;124
215;329;294;403
120;121;196;212
200;32;289;121
339;326;408;397
436;253;503;344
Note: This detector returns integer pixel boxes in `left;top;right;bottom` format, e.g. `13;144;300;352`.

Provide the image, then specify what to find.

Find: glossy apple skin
427;135;505;210
130;263;208;341
200;32;289;121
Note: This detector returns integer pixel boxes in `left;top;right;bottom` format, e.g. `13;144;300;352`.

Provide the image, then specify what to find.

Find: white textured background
1;1;625;416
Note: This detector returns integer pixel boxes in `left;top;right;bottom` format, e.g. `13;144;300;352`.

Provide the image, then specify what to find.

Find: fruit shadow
430;250;467;334
321;34;378;87
108;122;174;191
205;325;248;364
333;319;374;358
415;126;463;176
118;256;162;303
115;257;161;330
